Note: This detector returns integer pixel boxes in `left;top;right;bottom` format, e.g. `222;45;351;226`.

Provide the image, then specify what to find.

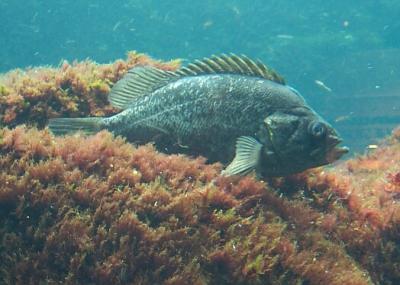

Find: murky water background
1;0;399;152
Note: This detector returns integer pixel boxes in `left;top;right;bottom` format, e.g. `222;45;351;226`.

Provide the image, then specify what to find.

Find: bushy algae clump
0;126;377;285
0;53;399;284
0;51;180;128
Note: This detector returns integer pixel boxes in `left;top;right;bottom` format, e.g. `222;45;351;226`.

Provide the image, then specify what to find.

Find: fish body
49;54;348;177
105;74;305;163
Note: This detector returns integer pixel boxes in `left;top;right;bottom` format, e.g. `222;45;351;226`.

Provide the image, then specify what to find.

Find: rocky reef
0;53;399;285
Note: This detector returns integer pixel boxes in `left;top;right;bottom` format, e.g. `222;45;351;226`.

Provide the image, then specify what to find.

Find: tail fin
48;117;103;136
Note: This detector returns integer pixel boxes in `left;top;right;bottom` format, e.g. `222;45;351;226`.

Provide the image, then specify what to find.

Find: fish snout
325;135;349;163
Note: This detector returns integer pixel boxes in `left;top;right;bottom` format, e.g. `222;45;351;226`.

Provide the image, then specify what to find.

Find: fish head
258;108;348;176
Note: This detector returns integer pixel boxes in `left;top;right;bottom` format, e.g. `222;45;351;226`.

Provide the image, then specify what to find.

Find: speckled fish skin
48;55;348;177
102;74;306;163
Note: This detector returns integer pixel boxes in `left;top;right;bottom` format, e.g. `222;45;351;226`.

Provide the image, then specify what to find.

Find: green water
0;0;399;152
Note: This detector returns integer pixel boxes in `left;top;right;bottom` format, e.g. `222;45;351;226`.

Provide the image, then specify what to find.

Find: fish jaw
325;136;349;163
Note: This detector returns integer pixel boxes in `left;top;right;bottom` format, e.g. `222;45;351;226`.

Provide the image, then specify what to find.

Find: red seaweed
0;54;400;284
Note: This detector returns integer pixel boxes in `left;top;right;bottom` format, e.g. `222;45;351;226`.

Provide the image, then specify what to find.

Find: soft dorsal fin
108;54;285;109
176;54;285;84
108;66;178;109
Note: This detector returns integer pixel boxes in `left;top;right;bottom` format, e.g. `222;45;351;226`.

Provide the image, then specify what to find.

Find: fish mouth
325;136;349;163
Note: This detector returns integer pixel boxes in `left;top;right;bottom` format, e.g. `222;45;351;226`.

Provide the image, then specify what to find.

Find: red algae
0;126;376;285
0;54;399;284
0;51;180;128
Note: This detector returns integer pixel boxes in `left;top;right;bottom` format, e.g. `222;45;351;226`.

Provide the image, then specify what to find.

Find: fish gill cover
0;53;399;284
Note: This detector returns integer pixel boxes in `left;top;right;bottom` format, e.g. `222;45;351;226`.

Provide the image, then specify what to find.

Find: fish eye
308;121;326;138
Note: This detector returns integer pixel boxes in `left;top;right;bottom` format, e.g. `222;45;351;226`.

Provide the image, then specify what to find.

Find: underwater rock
2;125;400;284
0;53;399;284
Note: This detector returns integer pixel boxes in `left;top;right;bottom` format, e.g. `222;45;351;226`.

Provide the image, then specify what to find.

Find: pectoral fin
222;136;262;176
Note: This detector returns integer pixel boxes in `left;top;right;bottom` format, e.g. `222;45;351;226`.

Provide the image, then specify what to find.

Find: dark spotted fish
49;54;348;177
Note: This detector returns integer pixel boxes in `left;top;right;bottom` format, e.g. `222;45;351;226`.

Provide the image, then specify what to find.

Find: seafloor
0;52;399;285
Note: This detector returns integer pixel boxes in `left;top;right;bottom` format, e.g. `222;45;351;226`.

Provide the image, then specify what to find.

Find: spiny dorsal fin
176;54;285;84
108;54;285;109
109;66;178;109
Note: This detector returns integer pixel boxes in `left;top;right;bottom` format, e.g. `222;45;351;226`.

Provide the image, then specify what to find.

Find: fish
334;112;354;123
314;80;332;92
276;34;294;39
48;54;348;177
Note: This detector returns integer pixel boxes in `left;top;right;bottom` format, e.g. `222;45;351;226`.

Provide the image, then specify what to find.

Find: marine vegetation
0;51;180;128
0;53;399;284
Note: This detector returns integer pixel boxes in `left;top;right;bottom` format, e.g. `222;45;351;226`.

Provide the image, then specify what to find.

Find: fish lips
309;135;349;163
325;136;349;163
